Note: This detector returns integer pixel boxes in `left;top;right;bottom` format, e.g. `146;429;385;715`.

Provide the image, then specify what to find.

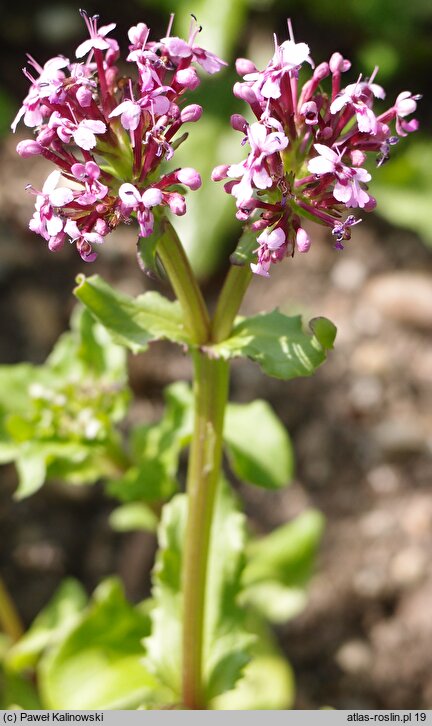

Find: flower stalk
182;351;229;709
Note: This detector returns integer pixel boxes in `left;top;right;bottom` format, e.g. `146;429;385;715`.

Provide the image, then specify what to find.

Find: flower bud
167;193;186;216
76;86;92;107
175;68;200;90
296;227;311;253
350;149;366;167
363;196;377;211
176;168;201;190
142;187;163;207
94;218;109;236
211;164;229;182
16;140;42;158
233;82;258;104
180;104;203;123
230;114;248;132
48;233;65;251
313;62;330;81
36;126;56;146
235;58;257;76
329;53;351;74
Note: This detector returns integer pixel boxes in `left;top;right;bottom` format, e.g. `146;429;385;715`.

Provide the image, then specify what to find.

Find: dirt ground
0;134;431;709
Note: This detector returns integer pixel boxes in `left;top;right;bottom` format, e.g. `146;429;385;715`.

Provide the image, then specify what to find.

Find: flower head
13;10;225;262
214;22;420;276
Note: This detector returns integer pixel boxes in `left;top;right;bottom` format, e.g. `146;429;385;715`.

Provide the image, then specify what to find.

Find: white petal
119;183;141;206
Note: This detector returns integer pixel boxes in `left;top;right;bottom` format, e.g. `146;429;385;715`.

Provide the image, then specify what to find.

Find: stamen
287;18;295;42
166;13;174;38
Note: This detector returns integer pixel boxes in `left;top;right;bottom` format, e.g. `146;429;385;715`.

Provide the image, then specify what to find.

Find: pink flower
245;37;313;99
71;161;108;205
119;183;163;237
308;144;372;208
227;122;288;205
49;112;106;150
330;79;385;134
11;56;69;132
75;12;116;58
28;170;73;240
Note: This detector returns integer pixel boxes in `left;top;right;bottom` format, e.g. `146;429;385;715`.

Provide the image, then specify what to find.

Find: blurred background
1;0;432;709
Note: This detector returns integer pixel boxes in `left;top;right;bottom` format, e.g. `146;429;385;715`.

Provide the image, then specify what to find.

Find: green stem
157;220;211;345
0;577;24;643
182;352;229;709
211;264;253;343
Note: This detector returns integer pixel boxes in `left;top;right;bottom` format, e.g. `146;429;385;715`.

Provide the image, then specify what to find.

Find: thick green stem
157;220;211;345
182;352;229;709
211;264;253;343
0;577;24;643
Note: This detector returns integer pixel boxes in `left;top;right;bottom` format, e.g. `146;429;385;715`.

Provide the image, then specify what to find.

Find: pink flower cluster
213;23;421;277
13;11;226;261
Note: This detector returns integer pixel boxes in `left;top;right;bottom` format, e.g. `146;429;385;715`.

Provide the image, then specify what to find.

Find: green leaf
109;503;158;533
241;510;324;623
0;670;42;710
143;495;185;699
39;578;158;710
210;311;337;380
243;510;325;588
15;448;46;499
6;579;87;673
309;317;337;350
240;582;307;624
211;635;294;710
0;305;130;498
107;382;193;505
144;483;253;704
74;274;190;353
224;400;294;489
203;483;254;701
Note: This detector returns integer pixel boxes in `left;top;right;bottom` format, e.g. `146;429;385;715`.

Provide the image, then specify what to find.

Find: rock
390;547;427;588
335;639;373;675
360;509;396;538
372;418;426;456
350;341;391;376
331;258;368;292
349;375;384;413
365;272;432;329
367;465;400;494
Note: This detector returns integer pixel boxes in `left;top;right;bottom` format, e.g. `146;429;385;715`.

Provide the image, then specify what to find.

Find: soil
1;134;432;709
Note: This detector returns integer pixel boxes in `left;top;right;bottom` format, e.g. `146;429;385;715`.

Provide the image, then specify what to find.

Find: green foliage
107;382;193;505
142;494;186;700
6;580;87;673
74;274;191;353
211;311;337;380
6;579;159;710
143;483;253;704
0;307;130;498
224;400;294;489
242;510;325;623
109;503;158;533
211;624;294;710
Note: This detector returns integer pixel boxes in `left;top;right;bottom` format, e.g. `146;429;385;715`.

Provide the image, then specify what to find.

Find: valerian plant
0;10;420;710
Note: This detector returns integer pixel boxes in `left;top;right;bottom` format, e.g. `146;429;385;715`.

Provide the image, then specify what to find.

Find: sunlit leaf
224;400;294;489
144;483;253;703
74;274;190;353
210;311;337;379
6;580;87;673
39;579;157;710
